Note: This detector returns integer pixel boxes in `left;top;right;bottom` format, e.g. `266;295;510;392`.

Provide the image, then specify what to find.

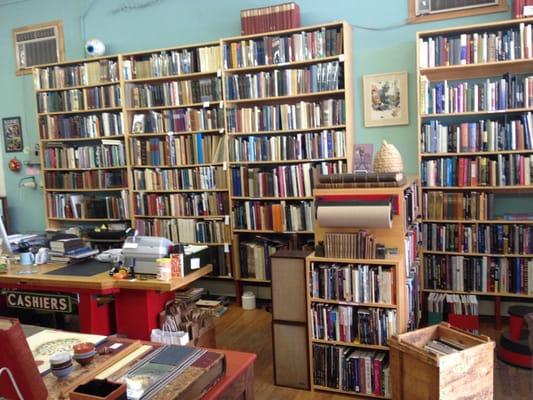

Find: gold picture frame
363;71;409;127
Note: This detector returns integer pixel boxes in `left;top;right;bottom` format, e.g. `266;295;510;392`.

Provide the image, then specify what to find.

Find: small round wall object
8;157;21;172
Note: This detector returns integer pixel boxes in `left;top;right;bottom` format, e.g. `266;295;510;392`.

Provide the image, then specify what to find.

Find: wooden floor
214;304;533;400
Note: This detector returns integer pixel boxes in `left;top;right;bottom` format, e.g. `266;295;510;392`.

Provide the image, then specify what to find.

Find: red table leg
114;289;174;340
77;293;114;335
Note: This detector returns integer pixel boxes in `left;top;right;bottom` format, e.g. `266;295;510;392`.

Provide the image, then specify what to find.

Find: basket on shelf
373;140;403;173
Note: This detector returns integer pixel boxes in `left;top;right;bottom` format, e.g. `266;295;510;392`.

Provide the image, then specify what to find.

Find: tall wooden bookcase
221;21;353;299
119;41;232;278
34;55;130;246
34;21;354;299
307;182;419;398
417;18;533;329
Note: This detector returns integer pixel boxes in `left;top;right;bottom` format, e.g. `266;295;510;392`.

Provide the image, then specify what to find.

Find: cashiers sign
5;290;73;313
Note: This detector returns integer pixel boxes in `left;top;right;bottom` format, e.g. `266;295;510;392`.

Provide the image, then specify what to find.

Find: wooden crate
389;322;494;400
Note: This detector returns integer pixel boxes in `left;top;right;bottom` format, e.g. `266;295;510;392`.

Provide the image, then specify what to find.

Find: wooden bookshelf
307;181;419;398
417;17;533;330
120;41;232;279
222;21;353;297
34;55;131;247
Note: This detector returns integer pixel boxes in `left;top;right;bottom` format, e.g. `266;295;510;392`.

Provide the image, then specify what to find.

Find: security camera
85;39;105;57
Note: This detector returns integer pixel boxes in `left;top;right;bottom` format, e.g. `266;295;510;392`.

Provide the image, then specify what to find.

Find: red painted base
498;346;533;369
114;289;174;340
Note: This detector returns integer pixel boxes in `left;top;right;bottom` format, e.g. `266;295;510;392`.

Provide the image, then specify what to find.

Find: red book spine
0;318;48;400
373;358;382;396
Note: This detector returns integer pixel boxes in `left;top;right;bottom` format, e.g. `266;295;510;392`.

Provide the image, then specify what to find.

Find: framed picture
2;117;23;152
363;71;408;127
352;144;374;172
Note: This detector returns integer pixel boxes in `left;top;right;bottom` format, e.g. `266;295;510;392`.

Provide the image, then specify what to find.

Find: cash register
121;236;210;275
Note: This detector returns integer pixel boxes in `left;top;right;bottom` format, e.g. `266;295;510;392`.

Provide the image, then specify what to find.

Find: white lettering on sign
5;291;72;313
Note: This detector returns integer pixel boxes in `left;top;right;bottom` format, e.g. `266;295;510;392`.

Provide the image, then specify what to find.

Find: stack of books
49;237;98;261
195;299;227;317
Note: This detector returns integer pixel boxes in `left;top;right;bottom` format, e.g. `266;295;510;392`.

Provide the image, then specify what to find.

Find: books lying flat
105;345;225;399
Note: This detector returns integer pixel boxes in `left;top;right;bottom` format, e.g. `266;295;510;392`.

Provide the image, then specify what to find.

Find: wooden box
389;322;494;400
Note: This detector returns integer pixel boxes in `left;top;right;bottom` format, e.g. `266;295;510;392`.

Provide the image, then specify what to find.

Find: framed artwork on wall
2;117;24;152
363;71;409;127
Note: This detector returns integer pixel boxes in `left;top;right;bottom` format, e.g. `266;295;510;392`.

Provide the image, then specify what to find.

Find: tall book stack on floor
417;17;533;330
34;56;130;247
121;42;232;278
222;21;353;299
308;177;420;398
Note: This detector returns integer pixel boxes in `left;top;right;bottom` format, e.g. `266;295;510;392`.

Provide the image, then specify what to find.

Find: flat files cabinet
271;249;312;389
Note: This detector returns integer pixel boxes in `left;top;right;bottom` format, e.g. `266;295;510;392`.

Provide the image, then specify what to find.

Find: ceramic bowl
49;351;72;366
73;342;95;355
51;363;73;379
73;349;96;365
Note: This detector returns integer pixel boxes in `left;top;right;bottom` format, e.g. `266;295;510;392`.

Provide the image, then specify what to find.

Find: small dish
51;363;73;379
50;351;72;366
73;342;95;355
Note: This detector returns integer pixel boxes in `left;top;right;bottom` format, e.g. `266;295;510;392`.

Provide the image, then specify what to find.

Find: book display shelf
34;56;130;246
307;182;420;398
119;41;232;278
417;18;533;329
221;21;353;299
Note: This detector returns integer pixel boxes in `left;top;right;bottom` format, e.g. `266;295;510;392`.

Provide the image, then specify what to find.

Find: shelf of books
120;41;232;279
417;17;533;329
221;21;354;299
34;56;131;246
307;180;420;398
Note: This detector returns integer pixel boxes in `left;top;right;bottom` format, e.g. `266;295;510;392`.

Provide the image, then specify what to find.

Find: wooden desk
204;350;256;400
0;263;213;340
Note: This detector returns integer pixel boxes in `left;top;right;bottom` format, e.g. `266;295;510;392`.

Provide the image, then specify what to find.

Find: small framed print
353;144;374;172
3;117;24;153
363;71;409;127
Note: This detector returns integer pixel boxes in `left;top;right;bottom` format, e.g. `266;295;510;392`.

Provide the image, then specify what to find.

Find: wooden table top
0;262;212;292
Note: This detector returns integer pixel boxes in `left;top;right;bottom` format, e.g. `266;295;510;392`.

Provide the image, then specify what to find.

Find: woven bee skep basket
373;140;404;173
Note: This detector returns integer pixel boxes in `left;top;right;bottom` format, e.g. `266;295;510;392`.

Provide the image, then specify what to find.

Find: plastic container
241;291;256;310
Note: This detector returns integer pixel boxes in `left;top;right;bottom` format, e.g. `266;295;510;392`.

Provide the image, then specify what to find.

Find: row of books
421;115;533;154
325;231;378;260
46;192;130;220
514;0;533;18
315;171;407;189
419;74;533;115
133;192;229;217
122;46;221;80
238;238;283;280
422;154;533;187
209;247;230;277
129;134;224;167
128;108;223;134
229;129;346;162
240;2;300;35
223;27;343;69
225;99;345;133
445;294;479;316
230;163;314;198
224;61;342;100
232;200;313;232
422;191;491;220
422;223;533;254
418;23;533;68
33;60;119;90
134;218;230;244
311;304;397;346
37;86;121;113
310;263;394;305
424;254;533;294
312;345;390;397
44;170;126;190
38;113;124;140
44;141;126;169
125;79;221;108
132;166;227;191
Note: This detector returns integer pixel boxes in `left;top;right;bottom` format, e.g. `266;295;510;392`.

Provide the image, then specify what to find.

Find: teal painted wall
0;0;513;232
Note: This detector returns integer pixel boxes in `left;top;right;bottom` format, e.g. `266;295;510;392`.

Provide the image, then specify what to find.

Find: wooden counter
0;263;213;340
